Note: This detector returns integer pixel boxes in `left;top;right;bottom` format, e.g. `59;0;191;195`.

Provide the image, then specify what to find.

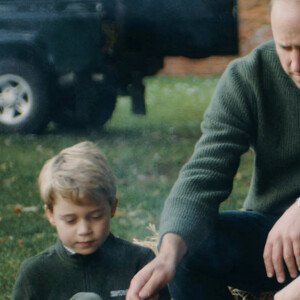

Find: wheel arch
0;32;55;77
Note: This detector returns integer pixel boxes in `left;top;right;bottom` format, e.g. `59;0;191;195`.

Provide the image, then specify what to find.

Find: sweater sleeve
159;57;258;250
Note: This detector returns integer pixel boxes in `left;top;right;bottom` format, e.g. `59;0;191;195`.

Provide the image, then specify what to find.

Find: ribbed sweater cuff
158;212;216;251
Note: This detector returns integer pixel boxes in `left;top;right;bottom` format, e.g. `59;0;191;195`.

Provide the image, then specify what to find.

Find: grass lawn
0;74;253;299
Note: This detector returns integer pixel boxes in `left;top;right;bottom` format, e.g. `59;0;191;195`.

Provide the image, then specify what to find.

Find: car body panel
0;0;103;75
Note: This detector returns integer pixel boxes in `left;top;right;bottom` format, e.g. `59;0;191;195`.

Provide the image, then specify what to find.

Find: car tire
0;59;50;134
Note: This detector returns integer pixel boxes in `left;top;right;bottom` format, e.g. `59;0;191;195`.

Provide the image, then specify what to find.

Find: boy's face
44;196;117;255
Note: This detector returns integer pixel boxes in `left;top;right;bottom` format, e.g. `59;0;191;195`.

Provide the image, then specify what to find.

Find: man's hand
126;233;187;300
263;201;300;283
274;276;300;300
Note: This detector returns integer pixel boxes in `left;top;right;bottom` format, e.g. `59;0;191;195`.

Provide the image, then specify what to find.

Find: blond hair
38;141;116;210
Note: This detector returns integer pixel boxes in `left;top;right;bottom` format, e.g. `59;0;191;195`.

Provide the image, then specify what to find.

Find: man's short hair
38;141;116;210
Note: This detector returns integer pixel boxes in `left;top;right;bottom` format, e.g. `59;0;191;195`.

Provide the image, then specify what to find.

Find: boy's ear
111;198;118;218
44;204;56;226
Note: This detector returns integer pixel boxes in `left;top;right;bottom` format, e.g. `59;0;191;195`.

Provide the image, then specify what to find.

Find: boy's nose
77;220;92;235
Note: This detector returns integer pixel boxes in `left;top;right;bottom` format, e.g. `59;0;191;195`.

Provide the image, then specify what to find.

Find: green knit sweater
159;40;300;249
12;234;169;300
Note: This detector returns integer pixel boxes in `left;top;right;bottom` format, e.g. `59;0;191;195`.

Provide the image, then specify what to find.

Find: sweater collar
55;233;115;266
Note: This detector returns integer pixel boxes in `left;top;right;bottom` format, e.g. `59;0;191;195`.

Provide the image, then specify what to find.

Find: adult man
127;0;300;299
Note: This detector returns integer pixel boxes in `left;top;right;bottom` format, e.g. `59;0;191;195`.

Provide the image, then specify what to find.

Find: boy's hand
126;233;186;300
263;201;300;283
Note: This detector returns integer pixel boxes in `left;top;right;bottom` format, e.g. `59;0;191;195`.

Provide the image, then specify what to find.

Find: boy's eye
64;218;76;224
91;214;102;220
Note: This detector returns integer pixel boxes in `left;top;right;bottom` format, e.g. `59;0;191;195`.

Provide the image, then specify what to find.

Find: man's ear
44;204;56;226
111;198;118;218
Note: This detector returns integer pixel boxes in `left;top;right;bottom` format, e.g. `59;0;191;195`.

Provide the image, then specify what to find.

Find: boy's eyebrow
59;213;76;218
59;208;104;218
88;208;105;215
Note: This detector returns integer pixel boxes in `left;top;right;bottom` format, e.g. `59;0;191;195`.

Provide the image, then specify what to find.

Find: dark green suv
0;0;238;133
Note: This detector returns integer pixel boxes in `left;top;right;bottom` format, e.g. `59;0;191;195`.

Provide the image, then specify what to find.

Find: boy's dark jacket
12;234;170;300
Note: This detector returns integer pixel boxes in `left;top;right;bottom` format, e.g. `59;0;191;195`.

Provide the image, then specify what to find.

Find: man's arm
263;200;300;283
126;233;187;300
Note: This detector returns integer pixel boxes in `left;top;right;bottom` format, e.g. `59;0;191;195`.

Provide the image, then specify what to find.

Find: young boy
12;141;169;300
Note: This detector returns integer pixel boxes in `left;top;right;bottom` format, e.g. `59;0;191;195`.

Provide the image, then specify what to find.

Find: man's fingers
263;241;274;278
147;295;159;300
283;240;298;279
138;256;176;299
272;240;285;283
263;202;300;284
139;277;159;299
139;267;169;299
127;234;184;300
292;239;300;271
126;266;154;300
126;257;174;300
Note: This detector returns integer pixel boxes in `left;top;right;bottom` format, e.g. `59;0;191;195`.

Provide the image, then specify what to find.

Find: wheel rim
0;74;33;125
